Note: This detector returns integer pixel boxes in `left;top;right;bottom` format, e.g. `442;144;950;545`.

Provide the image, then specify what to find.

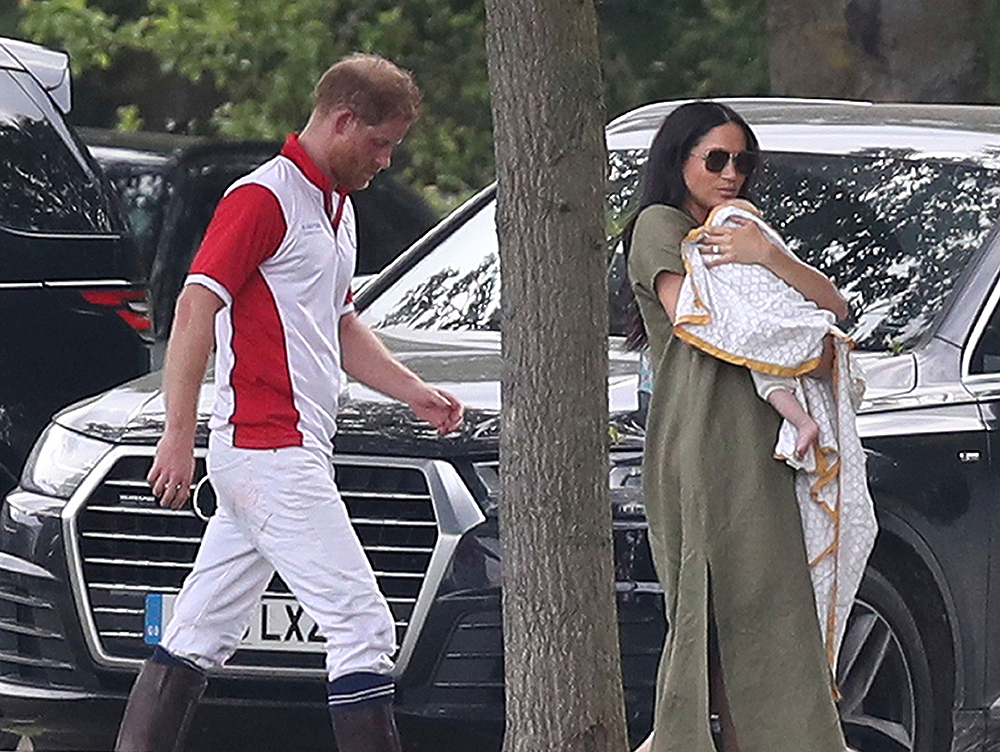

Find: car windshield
363;148;1000;352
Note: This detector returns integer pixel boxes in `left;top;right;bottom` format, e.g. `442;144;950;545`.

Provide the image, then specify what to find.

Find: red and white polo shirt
185;133;356;453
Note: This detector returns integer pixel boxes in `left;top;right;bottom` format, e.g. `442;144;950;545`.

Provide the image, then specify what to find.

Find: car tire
837;567;934;752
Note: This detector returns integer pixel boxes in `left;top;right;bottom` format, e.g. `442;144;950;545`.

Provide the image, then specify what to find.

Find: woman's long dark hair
623;101;760;349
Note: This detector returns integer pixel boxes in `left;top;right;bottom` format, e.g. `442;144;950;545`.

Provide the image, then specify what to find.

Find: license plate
144;593;327;652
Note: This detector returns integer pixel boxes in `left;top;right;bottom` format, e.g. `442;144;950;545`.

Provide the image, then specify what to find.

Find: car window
0;71;115;234
365;200;501;331
103;163;170;273
364;147;1000;352
364;149;647;334
969;303;1000;374
757;152;1000;352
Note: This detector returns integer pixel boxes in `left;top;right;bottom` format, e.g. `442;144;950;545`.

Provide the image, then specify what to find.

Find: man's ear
330;108;358;136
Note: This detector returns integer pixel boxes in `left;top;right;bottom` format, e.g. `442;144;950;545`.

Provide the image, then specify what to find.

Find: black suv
0;38;149;499
80;129;439;347
4;99;1000;752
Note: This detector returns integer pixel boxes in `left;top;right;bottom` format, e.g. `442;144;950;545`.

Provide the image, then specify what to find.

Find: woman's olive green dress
628;205;846;752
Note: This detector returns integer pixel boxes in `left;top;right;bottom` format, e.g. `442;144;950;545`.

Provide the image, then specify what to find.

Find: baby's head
719;198;760;216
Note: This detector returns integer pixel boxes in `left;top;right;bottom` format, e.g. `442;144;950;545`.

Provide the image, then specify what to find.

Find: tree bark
483;1;628;751
768;0;986;102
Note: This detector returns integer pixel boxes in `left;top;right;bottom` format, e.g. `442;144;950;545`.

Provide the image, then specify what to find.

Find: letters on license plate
144;593;326;652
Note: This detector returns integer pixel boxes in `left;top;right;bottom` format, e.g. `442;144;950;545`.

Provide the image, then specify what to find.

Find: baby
675;198;833;468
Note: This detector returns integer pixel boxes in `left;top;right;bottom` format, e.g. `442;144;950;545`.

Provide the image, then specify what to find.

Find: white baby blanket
673;203;878;687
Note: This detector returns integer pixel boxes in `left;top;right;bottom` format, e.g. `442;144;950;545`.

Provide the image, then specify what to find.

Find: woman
626;101;850;752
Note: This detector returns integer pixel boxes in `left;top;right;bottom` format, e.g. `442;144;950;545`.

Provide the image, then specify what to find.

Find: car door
961;278;1000;717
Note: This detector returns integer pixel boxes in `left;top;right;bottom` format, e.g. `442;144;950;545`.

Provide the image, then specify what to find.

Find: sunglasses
701;149;759;175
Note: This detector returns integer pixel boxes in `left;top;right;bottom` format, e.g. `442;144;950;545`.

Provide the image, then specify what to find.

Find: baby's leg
766;388;819;460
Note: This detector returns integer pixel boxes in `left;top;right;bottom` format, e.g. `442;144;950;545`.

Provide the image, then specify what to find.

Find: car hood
54;331;916;456
54;328;646;457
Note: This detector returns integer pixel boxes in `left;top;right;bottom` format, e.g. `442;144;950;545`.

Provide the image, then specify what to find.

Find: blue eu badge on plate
144;593;163;645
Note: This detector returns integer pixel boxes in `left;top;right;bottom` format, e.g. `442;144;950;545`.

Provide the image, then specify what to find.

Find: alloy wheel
837;596;918;752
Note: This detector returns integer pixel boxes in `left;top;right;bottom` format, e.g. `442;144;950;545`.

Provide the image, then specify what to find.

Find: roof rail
0;36;71;113
607;96;873;132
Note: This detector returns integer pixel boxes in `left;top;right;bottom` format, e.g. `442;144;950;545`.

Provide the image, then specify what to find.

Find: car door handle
958;450;981;463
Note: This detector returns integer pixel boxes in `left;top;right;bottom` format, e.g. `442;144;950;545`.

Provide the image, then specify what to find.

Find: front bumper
0;480;662;746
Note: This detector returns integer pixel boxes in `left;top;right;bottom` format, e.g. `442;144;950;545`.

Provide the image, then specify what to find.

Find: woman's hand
698;216;777;268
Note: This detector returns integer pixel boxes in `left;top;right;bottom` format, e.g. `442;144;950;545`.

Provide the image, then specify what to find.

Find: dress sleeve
185;183;287;306
627;205;693;294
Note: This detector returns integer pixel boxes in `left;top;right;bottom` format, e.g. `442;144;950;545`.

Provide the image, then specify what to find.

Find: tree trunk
768;0;986;101
483;1;628;751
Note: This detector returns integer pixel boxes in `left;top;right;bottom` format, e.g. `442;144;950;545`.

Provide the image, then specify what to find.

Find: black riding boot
115;655;207;752
329;702;403;752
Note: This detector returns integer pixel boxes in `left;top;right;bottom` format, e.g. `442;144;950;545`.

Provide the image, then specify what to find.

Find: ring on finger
712;244;720;254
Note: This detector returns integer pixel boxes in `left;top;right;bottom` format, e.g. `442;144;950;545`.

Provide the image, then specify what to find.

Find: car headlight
471;461;500;517
19;423;113;500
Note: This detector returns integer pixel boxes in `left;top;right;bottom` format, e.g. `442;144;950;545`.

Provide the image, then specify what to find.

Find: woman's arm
759;249;849;320
698;217;849;319
653;271;684;323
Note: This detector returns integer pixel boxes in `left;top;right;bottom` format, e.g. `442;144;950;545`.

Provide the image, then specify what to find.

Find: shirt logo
302;221;325;236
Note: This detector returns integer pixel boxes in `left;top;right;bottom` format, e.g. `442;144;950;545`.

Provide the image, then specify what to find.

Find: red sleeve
188;184;286;300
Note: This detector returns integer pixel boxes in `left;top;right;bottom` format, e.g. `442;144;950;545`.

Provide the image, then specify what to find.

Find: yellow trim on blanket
769;344;854;702
675;314;712;326
672;326;822;378
682;201;856;701
828;353;844;693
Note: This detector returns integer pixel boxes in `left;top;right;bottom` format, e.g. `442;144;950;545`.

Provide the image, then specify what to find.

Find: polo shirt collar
280;133;350;199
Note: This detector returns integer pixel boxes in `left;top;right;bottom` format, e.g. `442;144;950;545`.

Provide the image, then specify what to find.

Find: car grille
431;589;663;727
0;579;78;688
73;453;438;672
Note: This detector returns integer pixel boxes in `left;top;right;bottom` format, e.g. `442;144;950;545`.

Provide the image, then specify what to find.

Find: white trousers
160;434;396;682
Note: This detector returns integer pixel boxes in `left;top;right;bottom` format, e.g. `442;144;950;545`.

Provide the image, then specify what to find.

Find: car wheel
836;568;934;752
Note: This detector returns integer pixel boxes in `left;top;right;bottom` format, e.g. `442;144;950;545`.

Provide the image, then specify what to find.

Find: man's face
330;112;412;192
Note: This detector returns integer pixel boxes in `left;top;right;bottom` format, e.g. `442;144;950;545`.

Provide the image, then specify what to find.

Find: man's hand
147;430;196;509
340;313;465;434
408;386;464;435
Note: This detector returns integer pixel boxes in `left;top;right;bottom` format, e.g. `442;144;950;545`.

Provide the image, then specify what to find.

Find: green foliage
0;0;24;37
19;0;493;207
20;0;118;70
16;0;765;208
115;102;142;130
597;0;769;119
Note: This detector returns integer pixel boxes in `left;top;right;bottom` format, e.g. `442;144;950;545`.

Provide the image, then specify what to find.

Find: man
115;54;464;752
